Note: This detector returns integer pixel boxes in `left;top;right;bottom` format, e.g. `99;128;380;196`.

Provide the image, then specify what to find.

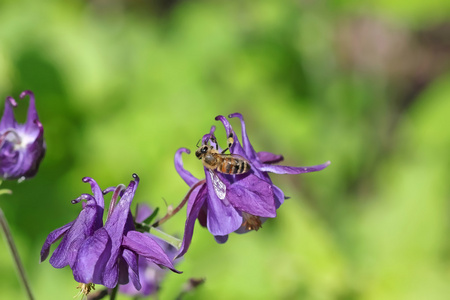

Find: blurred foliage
0;0;450;299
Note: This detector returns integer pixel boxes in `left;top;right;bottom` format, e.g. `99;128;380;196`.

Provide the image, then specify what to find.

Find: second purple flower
40;174;181;297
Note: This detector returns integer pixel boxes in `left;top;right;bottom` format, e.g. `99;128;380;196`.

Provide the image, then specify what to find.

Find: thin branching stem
152;179;205;227
0;207;34;300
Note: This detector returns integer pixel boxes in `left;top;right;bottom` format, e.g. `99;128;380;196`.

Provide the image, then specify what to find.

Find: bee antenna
196;139;201;148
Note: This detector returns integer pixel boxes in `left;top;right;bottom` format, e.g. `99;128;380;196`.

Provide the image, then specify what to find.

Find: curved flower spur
0;90;45;181
40;174;181;297
175;113;330;257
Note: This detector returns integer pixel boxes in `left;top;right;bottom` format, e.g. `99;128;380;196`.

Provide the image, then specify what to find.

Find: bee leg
227;133;234;149
221;147;229;154
210;136;219;150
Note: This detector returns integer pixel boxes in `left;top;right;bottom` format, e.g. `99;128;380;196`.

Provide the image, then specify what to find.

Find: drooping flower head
41;174;181;296
0;91;45;180
119;203;180;297
175;113;330;257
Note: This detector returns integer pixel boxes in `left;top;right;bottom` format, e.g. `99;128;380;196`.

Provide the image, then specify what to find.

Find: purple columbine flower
119;203;179;297
40;174;181;296
0;90;45;181
175;113;330;257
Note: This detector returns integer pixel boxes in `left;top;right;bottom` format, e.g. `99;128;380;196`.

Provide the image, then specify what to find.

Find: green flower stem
0;207;34;300
151;179;205;227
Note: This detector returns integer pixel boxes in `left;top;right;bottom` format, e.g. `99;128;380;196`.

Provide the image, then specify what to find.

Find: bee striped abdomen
218;158;250;174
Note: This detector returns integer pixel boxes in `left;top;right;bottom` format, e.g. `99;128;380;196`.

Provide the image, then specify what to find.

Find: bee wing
208;169;226;200
229;154;250;163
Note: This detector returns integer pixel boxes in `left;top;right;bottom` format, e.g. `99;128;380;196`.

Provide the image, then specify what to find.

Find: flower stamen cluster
75;282;95;298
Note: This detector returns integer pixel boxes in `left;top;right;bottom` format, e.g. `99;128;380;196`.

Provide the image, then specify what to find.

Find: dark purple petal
174;148;199;187
214;235;228;244
225;174;276;218
257;151;284;164
118;254;130;285
122;248;141;291
197;202;207;228
49;195;103;268
73;228;112;286
123;231;181;274
177;184;207;258
259;161;331;174
40;221;74;262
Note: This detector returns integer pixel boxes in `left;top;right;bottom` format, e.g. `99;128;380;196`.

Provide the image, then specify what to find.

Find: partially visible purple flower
41;174;180;295
0;91;45;180
119;203;179;297
175;113;330;257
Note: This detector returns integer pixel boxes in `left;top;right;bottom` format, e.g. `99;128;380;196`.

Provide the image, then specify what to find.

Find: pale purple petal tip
259;160;331;174
174;148;199;187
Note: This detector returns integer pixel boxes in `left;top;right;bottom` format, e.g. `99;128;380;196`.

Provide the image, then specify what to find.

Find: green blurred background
1;0;450;299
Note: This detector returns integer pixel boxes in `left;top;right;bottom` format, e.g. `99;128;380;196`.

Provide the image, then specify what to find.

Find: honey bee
195;134;251;175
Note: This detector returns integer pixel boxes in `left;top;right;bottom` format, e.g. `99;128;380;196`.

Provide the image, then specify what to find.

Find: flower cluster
175;113;330;257
29;104;329;297
0;91;45;181
40;174;180;295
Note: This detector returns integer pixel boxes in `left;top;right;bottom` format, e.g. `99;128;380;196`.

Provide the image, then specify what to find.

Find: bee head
195;145;209;159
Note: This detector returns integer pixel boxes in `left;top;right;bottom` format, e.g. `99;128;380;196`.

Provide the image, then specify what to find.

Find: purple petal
122;248;141;291
0;96;17;130
20;91;40;134
259;161;331;174
215;115;246;157
100;176;140;286
123;231;181;274
49;197;103;268
186;183;205;216
73;228;112;286
225;174;276;218
177;184;207;258
228;113;258;161
206;196;242;236
201;126;216;145
257;151;284;164
272;185;285;208
40;221;74;262
174;148;199;187
82;177;104;209
135;203;153;223
204;170;242;236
